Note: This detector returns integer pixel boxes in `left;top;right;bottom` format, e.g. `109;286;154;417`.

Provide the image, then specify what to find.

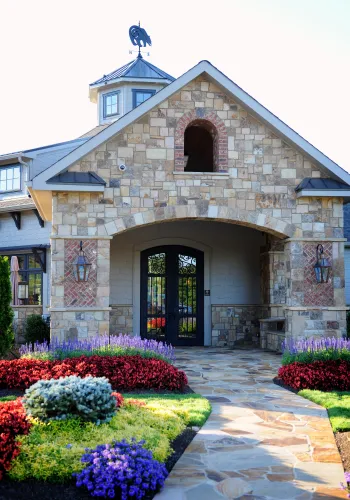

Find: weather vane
129;22;152;58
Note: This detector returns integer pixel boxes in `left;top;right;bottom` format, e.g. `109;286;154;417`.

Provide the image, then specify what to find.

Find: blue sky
0;0;349;171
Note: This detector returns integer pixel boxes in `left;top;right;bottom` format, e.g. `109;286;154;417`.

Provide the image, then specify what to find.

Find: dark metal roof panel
90;57;175;85
47;172;106;185
295;177;350;192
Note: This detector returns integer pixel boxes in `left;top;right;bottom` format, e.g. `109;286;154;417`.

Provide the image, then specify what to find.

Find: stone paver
155;348;346;499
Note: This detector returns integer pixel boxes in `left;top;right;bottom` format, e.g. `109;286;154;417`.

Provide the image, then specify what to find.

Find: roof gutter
0;152;33;164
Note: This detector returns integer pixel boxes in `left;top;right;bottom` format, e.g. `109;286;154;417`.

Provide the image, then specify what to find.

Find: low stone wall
211;305;270;347
285;307;347;340
12;305;43;344
110;305;133;335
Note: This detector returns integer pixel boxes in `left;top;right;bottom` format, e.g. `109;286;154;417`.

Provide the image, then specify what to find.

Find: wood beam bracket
10;212;21;230
31;247;47;273
33;209;45;228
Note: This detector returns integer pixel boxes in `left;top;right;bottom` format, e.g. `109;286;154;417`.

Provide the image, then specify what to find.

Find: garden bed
0;427;197;500
276;337;350;493
0;392;210;499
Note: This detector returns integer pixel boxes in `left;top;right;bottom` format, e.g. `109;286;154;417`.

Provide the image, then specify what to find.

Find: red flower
0;356;188;392
0;398;31;480
278;360;350;391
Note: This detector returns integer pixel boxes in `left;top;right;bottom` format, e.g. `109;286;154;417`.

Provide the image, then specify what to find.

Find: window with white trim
103;92;119;118
0;165;21;193
132;89;156;108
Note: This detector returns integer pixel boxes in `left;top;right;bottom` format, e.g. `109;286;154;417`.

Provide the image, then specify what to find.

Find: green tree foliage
24;314;50;344
0;256;14;356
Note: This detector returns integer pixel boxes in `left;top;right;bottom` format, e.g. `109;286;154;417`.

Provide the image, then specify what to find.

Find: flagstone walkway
155;347;346;499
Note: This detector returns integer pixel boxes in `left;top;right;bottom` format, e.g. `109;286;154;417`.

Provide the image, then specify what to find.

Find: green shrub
24;314;50;344
0;256;14;357
23;376;117;424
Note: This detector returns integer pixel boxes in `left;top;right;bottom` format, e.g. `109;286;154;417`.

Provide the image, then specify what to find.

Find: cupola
89;24;174;125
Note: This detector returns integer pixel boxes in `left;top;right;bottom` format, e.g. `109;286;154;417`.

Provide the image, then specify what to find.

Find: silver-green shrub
23;376;117;424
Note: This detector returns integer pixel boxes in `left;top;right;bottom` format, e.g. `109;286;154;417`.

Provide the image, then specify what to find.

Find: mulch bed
335;432;350;473
273;377;350;475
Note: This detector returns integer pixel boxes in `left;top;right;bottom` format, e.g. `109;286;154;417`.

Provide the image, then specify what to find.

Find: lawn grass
123;393;211;427
7;393;211;483
299;389;350;432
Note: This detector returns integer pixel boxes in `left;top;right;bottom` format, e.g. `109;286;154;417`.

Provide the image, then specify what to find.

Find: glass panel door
141;246;204;346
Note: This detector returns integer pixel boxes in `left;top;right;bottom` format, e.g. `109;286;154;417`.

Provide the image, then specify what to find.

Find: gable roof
31;60;350;189
90;56;175;86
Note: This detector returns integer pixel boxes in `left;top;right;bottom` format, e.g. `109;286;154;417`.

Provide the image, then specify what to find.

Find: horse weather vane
129;23;152;58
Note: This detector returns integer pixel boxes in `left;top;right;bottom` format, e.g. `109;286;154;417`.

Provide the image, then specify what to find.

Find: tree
0;256;14;356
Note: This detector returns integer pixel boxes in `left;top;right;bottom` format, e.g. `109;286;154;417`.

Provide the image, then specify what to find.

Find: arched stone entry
104;204;295;239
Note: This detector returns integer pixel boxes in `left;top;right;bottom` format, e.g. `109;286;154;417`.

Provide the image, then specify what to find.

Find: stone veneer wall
12;305;43;343
50;237;110;340
211;305;270;347
48;74;346;341
110;305;133;335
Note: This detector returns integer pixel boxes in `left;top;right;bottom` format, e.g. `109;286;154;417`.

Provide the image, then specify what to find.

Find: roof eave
0;152;33;164
89;77;173;101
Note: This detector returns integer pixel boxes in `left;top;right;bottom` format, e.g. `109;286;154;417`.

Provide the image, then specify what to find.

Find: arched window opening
184;120;216;172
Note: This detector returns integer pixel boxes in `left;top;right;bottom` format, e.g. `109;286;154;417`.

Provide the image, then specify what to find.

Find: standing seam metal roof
90;57;175;85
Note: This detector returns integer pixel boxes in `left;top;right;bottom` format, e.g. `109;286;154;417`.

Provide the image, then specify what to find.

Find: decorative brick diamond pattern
304;242;333;307
64;240;97;307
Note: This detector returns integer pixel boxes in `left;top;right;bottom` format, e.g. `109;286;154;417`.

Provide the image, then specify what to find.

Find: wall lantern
313;244;331;283
73;241;92;282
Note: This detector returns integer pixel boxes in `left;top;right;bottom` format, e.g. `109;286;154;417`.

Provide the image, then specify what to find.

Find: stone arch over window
175;110;228;172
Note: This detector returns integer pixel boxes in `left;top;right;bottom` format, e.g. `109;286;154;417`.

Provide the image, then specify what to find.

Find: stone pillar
284;238;347;341
50;237;111;341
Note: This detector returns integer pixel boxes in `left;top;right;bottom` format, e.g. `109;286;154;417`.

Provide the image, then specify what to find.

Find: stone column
284;238;347;341
50;236;111;341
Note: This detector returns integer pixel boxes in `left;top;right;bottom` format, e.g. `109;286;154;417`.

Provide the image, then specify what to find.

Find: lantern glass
73;242;92;282
313;244;331;283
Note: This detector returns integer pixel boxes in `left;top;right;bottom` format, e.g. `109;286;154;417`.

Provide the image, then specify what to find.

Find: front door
140;246;204;346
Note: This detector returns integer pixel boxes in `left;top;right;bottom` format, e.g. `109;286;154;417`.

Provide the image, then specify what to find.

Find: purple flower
66;444;72;449
19;333;176;363
74;439;168;499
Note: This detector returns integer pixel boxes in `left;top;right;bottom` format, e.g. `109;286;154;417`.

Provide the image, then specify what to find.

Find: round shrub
23;376;117;424
24;314;50;345
278;360;350;391
74;439;168;499
0;355;188;392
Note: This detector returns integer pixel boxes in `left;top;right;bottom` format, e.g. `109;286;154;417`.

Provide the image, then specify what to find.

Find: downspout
18;155;31;189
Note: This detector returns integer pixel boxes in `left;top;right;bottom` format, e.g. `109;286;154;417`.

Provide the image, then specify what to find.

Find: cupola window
133;89;156;108
103;91;119;118
184;120;216;173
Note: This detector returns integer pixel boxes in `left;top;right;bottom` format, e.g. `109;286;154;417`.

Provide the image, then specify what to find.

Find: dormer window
133;89;155;109
0;164;21;193
103;91;119;118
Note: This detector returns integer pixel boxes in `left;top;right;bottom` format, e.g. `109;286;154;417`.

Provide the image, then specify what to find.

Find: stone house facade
5;57;350;348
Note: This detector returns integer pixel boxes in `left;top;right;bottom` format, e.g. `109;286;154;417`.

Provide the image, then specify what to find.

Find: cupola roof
90;55;175;86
